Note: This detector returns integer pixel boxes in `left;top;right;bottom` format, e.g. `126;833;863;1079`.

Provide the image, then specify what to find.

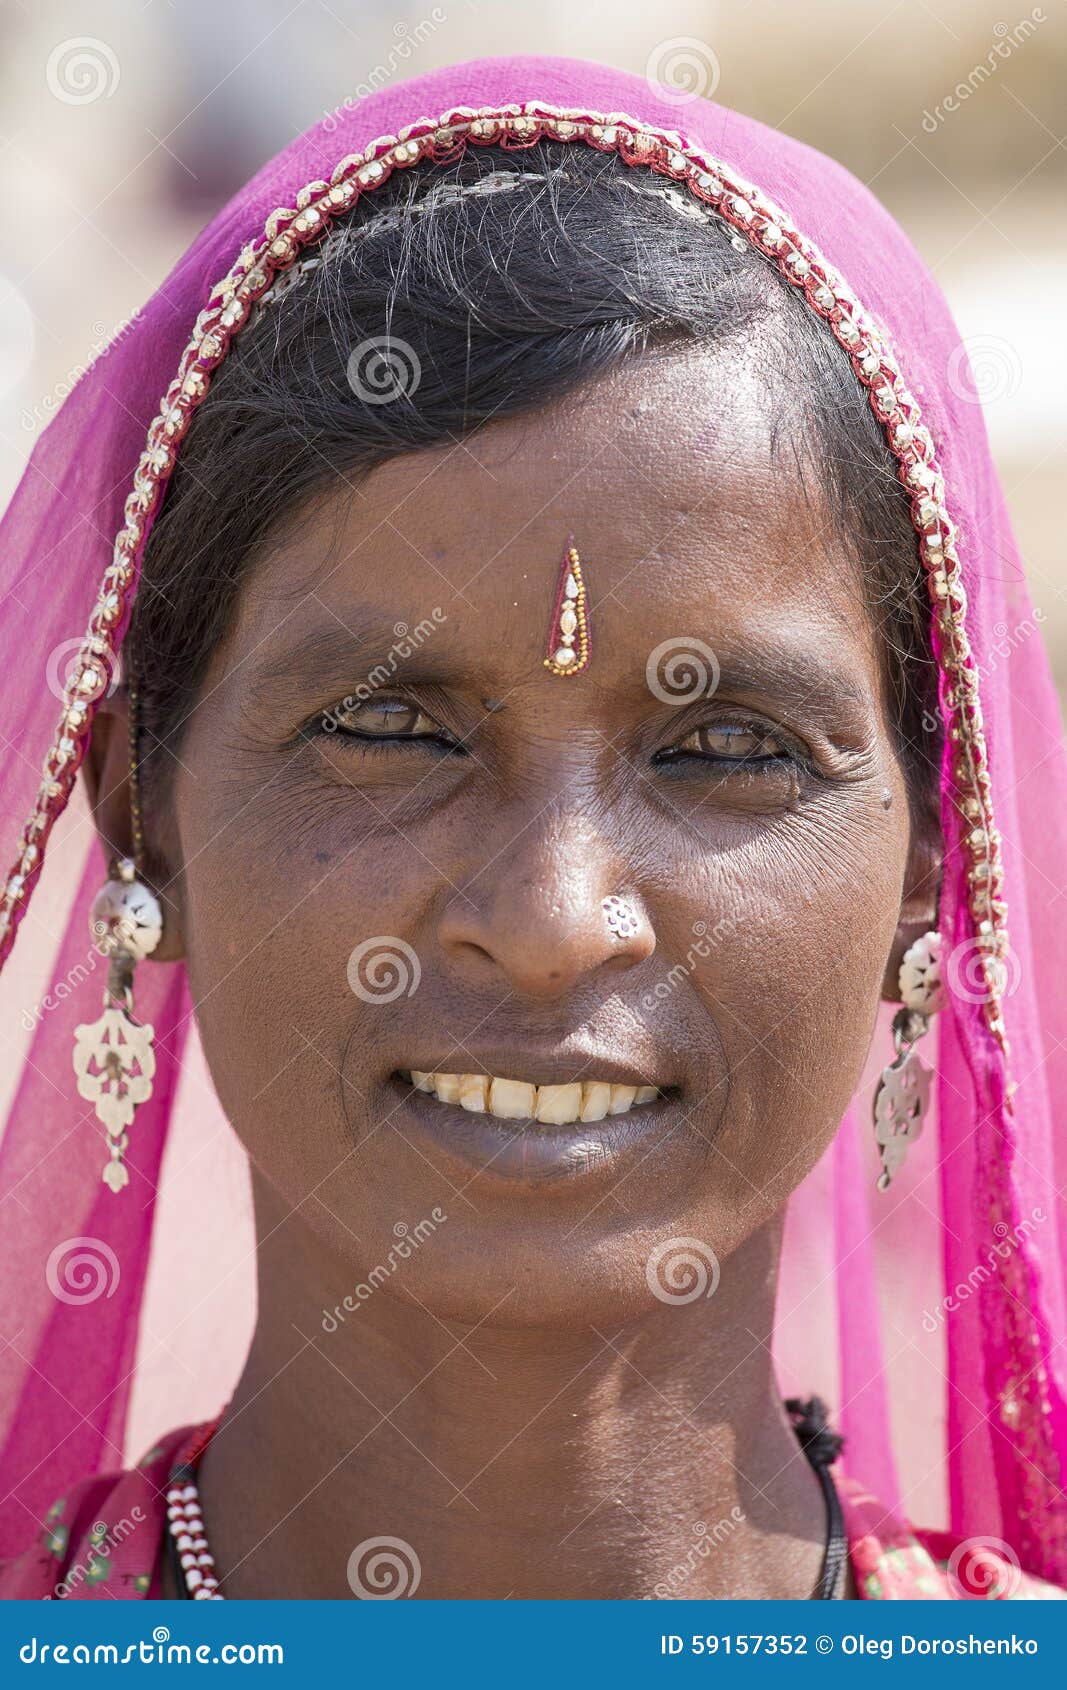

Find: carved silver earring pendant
872;930;944;1191
73;856;162;1192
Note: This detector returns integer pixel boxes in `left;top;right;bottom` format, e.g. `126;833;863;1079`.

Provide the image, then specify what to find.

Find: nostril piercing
602;895;641;940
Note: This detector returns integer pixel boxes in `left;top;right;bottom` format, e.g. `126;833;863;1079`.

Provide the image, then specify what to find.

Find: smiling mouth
398;1070;662;1126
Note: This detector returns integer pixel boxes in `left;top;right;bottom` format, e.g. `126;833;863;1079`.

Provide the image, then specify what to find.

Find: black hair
129;141;939;829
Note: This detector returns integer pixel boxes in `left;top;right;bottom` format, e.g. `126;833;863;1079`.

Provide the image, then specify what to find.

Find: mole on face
480;697;507;713
882;788;893;811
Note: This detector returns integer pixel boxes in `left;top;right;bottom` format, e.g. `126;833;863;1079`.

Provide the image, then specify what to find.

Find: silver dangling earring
72;678;163;1192
872;930;945;1192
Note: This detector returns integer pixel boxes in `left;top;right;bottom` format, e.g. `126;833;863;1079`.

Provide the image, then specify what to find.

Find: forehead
235;345;882;694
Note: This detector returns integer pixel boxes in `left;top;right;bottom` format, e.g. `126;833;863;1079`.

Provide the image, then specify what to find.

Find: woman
0;54;1065;1602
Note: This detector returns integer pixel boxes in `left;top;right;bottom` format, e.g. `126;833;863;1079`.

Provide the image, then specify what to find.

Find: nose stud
602;895;641;940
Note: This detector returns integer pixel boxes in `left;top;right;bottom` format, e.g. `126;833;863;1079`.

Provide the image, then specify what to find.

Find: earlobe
82;684;186;963
880;832;942;1002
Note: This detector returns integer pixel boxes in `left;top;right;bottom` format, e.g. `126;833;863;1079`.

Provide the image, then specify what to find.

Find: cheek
665;791;907;1232
175;787;431;1202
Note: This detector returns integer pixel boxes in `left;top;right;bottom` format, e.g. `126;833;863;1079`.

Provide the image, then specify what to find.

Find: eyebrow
244;615;875;725
244;617;445;708
705;643;874;721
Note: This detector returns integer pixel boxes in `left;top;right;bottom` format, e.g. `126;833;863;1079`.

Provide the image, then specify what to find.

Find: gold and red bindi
543;535;591;677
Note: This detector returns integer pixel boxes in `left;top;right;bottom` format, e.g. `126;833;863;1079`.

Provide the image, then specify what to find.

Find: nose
438;812;655;1002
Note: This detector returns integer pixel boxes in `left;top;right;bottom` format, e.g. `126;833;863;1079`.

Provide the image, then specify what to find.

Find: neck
196;1173;830;1599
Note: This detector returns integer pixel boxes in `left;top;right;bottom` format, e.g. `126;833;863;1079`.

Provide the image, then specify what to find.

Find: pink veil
2;54;1065;1579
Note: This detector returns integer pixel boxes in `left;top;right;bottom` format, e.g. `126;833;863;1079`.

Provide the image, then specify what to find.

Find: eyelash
312;695;808;778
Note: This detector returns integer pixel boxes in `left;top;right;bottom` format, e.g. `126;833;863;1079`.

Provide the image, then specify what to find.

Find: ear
82;686;186;963
880;825;941;1002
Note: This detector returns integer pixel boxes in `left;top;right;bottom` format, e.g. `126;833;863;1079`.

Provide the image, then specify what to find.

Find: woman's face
160;344;916;1326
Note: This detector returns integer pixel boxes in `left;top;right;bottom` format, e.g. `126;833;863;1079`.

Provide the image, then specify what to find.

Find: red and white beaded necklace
166;1422;224;1599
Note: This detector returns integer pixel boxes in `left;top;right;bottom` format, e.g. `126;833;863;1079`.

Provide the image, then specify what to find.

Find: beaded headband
0;94;1046;1568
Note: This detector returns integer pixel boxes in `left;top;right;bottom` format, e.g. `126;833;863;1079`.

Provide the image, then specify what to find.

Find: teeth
458;1074;488;1113
403;1072;661;1125
489;1077;537;1118
580;1081;612;1122
535;1083;583;1125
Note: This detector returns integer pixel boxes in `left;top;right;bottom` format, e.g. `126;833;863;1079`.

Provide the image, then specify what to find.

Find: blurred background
1;0;1063;689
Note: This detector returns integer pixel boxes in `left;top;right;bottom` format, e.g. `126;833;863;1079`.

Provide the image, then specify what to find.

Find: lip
387;1069;680;1188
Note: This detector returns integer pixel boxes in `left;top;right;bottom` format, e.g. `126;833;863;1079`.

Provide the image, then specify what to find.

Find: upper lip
393;1046;674;1092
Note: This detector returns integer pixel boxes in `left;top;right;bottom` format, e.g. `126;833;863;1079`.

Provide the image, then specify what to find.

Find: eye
667;720;793;764
317;693;457;747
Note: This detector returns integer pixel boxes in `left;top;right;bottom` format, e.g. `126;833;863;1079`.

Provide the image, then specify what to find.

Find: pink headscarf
1;54;1065;1579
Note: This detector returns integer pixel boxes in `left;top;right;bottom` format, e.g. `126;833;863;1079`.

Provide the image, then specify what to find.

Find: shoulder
0;1425;193;1600
840;1478;1066;1601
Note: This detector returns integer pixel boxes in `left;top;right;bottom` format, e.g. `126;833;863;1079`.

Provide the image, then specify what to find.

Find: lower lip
387;1076;678;1188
